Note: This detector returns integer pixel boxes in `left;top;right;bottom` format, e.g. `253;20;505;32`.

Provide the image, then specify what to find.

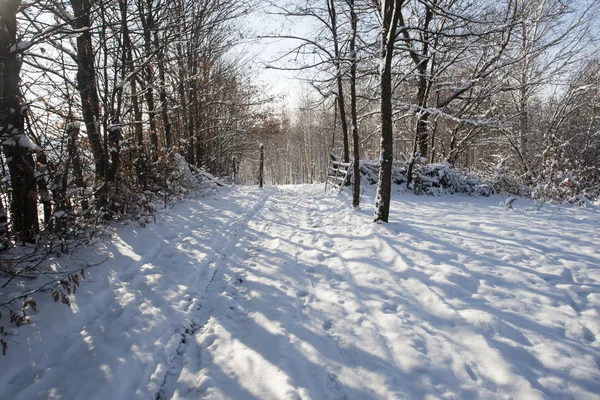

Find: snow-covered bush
0;151;221;355
411;162;491;196
345;160;491;196
482;162;530;197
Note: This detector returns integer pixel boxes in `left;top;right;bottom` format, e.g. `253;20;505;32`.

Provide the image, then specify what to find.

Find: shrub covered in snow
345;160;491;196
0;152;220;354
411;162;492;196
482;162;531;197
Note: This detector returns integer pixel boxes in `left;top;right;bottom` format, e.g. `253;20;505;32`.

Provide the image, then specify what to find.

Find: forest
1;1;600;397
0;0;598;239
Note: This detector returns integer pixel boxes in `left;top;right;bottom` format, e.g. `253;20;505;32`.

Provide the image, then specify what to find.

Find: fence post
232;156;237;183
259;144;264;188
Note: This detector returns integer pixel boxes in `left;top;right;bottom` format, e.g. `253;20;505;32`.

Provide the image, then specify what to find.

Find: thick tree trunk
374;0;402;223
416;111;429;158
71;0;106;179
2;146;38;243
107;126;122;182
0;0;40;242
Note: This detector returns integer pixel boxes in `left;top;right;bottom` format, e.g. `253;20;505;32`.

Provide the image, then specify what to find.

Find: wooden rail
326;158;351;190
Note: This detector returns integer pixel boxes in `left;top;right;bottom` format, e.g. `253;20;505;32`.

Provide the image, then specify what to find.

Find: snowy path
3;185;600;399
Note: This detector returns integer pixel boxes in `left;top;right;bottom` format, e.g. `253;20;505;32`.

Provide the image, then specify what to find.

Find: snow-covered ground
2;185;600;399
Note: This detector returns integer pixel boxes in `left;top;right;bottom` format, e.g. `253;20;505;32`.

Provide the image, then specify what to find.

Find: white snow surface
2;185;600;399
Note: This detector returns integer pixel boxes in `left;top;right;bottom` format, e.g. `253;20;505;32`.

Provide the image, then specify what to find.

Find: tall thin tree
374;0;403;223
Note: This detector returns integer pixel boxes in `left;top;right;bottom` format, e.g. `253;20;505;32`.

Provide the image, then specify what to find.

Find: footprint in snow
465;365;478;381
202;334;218;348
381;303;397;314
323;319;333;331
326;372;347;400
583;326;596;343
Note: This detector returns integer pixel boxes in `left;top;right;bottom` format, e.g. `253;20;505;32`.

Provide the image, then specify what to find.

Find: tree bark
139;0;158;156
156;29;172;150
175;3;189;161
119;0;144;185
187;44;198;165
70;0;106;179
0;0;40;242
259;144;264;188
348;0;360;208
374;0;403;223
67;121;87;212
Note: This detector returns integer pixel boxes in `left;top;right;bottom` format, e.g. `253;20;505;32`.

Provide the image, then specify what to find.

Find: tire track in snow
191;187;327;399
154;188;272;400
188;187;358;400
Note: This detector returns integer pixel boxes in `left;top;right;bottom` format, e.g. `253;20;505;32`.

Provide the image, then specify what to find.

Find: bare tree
70;0;106;179
264;0;352;162
348;0;361;207
374;0;403;223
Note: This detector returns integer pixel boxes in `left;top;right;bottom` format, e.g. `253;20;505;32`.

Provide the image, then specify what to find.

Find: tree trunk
0;194;8;248
35;152;53;230
259;144;264;188
176;16;189;160
518;20;531;180
70;0;106;179
119;0;144;185
187;48;198;165
140;0;158;156
348;0;360;208
0;0;40;242
374;0;402;223
416;111;429;158
399;3;433;188
107;125;122;180
67;121;87;211
156;29;172;150
328;0;350;163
